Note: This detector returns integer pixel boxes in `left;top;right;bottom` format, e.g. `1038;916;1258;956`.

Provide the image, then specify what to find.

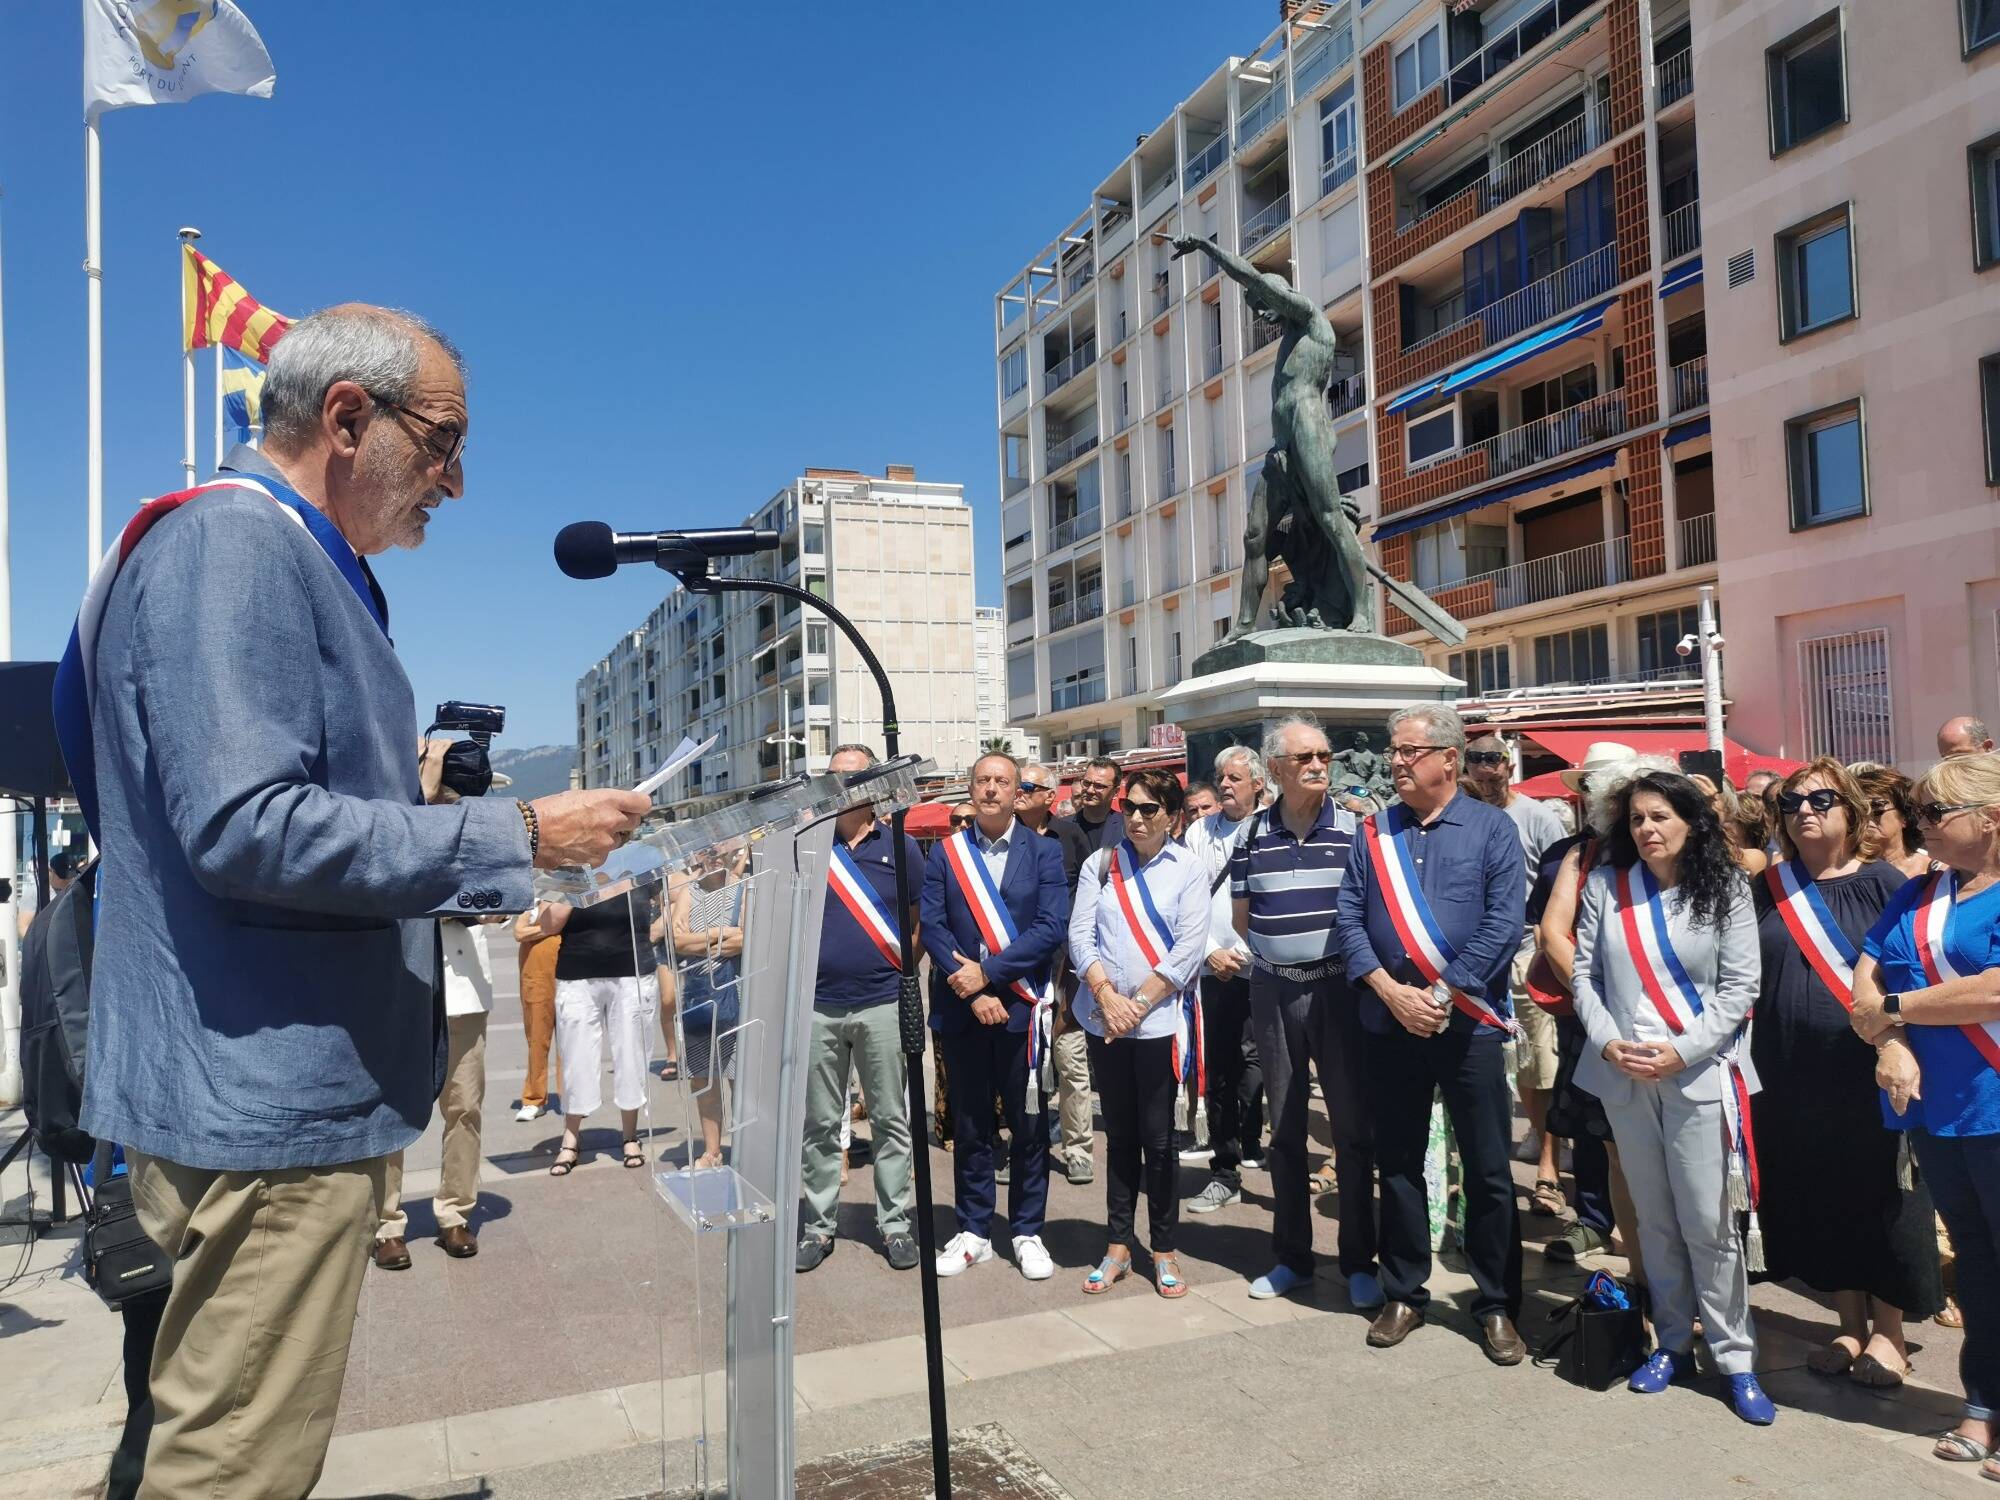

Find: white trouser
554;975;658;1120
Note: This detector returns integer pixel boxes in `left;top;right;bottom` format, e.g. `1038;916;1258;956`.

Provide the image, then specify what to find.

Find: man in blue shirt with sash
797;744;923;1274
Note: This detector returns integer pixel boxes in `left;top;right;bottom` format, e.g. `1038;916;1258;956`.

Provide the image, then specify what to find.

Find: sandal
1849;1351;1910;1389
1082;1254;1131;1295
622;1140;646;1169
1807;1339;1860;1377
658;1060;680;1082
549;1145;581;1177
1935;1431;1992;1463
1309;1162;1338;1197
1528;1178;1565;1217
1154;1254;1190;1299
1938;1298;1965;1329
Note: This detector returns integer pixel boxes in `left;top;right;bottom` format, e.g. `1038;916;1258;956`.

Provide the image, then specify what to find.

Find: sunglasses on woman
1124;798;1166;818
1463;750;1508;768
1916;800;1983;826
1776;789;1841;816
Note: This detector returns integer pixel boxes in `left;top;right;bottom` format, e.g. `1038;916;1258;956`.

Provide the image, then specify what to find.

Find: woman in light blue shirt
1068;768;1209;1299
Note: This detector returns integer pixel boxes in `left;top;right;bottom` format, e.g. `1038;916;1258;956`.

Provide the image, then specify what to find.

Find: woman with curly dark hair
1854;765;1934;880
1571;771;1774;1424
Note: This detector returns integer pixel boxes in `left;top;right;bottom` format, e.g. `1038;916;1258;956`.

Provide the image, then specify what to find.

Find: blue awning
1383;300;1614;415
1660;258;1703;297
1370;448;1619;542
1664;416;1710;449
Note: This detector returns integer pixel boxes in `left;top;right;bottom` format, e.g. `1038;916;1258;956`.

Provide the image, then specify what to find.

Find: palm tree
981;736;1015;754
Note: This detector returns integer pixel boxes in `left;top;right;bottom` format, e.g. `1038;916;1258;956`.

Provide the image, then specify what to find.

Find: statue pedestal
1161;629;1463;788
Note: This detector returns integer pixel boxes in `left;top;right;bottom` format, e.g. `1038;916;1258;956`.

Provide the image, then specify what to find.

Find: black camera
427;701;506;799
432;700;506;746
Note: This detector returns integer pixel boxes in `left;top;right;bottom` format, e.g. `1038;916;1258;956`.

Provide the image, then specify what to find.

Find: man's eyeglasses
1916;800;1983;827
1276;749;1334;766
368;392;467;471
1777;788;1841;817
1463;750;1508;768
1387;743;1447;763
1124;799;1165;818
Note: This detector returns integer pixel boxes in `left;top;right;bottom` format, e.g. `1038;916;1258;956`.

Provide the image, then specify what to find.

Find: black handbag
80;1147;172;1310
1534;1273;1649;1390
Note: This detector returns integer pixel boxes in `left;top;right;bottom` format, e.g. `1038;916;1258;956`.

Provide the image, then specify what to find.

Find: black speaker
0;663;72;801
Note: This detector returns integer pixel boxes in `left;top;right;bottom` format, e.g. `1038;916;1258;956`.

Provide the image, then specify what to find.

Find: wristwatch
1883;992;1905;1024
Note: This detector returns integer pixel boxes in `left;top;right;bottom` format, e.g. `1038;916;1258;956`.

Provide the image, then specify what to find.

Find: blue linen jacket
78;451;535;1171
920;822;1069;1035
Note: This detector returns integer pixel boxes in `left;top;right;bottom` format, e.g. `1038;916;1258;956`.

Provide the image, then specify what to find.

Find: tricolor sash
1361;806;1521;1035
941;828;1056;1110
1106;841;1205;1121
1913;871;2000;1075
829;840;901;971
1762;859;1857;1010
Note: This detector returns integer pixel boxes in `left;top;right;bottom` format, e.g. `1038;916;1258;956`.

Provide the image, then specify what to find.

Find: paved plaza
0;944;1987;1499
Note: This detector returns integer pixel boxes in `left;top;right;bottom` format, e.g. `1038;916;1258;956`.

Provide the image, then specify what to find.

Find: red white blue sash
1762;859;1856;1009
828;839;900;971
1106;841;1204;1095
1361;805;1520;1035
1913;871;2000;1074
941;827;1055;1109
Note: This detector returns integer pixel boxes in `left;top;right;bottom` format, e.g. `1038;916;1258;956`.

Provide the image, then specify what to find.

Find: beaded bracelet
516;799;540;862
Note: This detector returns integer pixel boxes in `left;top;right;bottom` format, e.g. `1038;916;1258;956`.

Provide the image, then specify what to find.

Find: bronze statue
1329;731;1392;802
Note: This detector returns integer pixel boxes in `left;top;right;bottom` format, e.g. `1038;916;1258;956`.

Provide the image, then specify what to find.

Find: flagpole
85;117;103;575
178;227;201;487
0;185;19;1106
213;342;223;469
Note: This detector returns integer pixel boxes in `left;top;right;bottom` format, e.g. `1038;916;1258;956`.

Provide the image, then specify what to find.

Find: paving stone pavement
0;932;1985;1498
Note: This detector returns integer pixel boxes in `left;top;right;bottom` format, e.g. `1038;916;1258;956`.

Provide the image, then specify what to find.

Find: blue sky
1;2;1258;747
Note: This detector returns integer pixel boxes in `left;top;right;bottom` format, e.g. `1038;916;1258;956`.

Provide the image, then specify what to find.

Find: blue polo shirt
1865;873;2000;1138
1227;794;1356;967
817;822;923;1008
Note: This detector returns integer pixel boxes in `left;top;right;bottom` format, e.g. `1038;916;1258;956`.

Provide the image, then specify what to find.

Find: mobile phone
1677;749;1725;784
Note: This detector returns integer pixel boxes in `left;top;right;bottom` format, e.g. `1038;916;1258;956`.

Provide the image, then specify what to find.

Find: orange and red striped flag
181;245;290;364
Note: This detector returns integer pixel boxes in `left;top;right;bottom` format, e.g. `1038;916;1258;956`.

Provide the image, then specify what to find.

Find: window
1767;12;1846;156
1407;401;1458;467
1972;135;2000;270
1001;343;1027;398
1533;625;1609;685
1394;24;1442;109
1966;0;2000;57
1337;462;1371;492
1520;364;1599;425
1785;400;1869;528
1007;648;1037;702
1320;81;1357;193
1634;606;1700;678
1799;627;1894;764
1983;353;2000;485
1777;206;1856;339
1447;645;1512;696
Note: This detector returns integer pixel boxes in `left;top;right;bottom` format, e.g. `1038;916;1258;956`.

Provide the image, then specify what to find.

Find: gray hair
1214;743;1268;785
262;304;465;448
1386;702;1466;751
829;743;878;766
1260;714;1327;766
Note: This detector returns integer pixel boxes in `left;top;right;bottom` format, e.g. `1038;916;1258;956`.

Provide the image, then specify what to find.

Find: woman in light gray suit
1573;770;1776;1425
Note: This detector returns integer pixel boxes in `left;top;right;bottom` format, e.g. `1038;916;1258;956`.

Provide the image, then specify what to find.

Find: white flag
83;0;275;121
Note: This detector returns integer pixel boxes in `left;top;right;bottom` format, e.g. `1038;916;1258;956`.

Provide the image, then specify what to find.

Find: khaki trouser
379;1012;487;1237
801;1001;913;1240
128;1150;386;1500
519;936;561;1110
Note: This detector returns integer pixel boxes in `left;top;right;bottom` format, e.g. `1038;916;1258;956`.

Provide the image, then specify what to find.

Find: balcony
1052;671;1108;712
1444;0;1600;106
1156;373;1176;409
1210;542;1234;577
1242;194;1292;253
1294;24;1354;99
1435;389;1629;482
1236;85;1286;150
1165;651;1184;687
1328;372;1366;419
1185;135;1228;193
1007;611;1035;645
1045;339;1098;393
1152;278;1172;316
1124;665;1140;697
1249;314;1284;354
1679;510;1716;568
1162;460;1179;497
1046;427;1099;470
1656;48;1692;109
1064;260;1096;300
1048;507;1102;551
1405;241;1617;360
1116;482;1135;520
1405;101;1609;237
1671;355;1708;415
1205;340;1224;379
1426;534;1631;620
1663;201;1701;262
1321;146;1357;199
1049;589;1104;632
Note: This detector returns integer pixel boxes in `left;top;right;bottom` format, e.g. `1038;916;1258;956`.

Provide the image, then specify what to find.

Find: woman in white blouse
1068;768;1210;1299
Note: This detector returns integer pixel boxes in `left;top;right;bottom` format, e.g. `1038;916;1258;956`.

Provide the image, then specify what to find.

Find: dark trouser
1200;973;1265;1188
1087;1032;1179;1253
939;1024;1051;1241
1913;1129;2000;1421
1251;968;1376;1278
107;1287;167;1500
1571;1131;1614;1235
1364;1022;1523;1320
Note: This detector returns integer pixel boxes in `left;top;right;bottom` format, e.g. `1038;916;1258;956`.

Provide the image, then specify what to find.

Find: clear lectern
534;756;935;1499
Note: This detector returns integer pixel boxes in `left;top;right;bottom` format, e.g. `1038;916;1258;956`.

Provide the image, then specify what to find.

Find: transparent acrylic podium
535;756;934;1499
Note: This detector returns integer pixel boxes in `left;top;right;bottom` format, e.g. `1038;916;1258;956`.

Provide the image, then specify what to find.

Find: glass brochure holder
534;756;935;1499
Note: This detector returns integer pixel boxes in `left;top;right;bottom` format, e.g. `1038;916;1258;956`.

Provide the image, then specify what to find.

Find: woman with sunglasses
1852;752;2000;1475
1750;759;1940;1387
1067;768;1209;1298
1854;766;1936;880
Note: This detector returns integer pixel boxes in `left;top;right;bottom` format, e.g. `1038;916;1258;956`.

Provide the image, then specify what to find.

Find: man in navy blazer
922;751;1069;1280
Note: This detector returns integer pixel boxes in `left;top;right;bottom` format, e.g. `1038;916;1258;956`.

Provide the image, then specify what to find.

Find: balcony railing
1046;428;1099;469
1124;665;1140;697
1656;48;1692;108
1404;241;1617;359
1328;372;1366;418
1117;400;1133;433
1153;279;1172;315
1444;0;1599;106
1044;340;1098;392
1242;194;1292;252
1165;653;1184;687
1205;340;1224;378
1063;260;1096;300
1236;84;1286;149
1116;484;1135;519
1679;510;1716;568
1405;101;1609;235
1162;461;1179;497
1663;201;1701;262
1437;388;1629;481
1671;355;1708;414
1294;25;1354;98
1047;507;1102;551
1321;146;1357;198
1049;590;1104;632
1184;134;1228;192
1156;374;1176;408
1210;544;1233;577
1438;533;1632;616
1249;314;1284;354
1051;671;1107;712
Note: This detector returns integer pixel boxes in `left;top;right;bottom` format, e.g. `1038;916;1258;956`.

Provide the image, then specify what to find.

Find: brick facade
1362;41;1443;161
1625;428;1665;578
1613;136;1652;283
1607;0;1645;138
1619;284;1658;428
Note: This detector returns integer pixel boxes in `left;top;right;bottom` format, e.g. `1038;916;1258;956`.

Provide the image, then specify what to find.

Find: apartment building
1695;1;2000;769
576;465;982;802
973;606;1040;758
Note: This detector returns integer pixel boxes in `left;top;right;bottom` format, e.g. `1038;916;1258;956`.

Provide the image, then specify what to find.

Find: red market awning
1522;729;1805;791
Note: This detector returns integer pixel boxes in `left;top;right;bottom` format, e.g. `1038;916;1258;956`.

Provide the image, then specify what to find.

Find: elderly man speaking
56;305;649;1498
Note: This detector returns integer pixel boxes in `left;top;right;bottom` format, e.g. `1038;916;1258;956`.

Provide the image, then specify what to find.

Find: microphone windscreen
554;521;618;580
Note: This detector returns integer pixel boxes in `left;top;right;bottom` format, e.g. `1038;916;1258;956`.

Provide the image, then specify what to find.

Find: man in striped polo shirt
1229;715;1381;1308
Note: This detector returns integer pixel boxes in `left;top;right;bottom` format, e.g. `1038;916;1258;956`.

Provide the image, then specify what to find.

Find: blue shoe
1248;1264;1311;1300
1627;1348;1694;1394
1347;1270;1385;1311
1729;1373;1777;1425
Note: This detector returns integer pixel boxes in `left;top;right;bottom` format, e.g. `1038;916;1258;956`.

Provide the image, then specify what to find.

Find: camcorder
427;700;506;800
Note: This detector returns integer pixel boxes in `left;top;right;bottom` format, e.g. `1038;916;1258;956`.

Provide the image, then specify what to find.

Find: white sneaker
1512;1129;1543;1165
935;1232;992;1277
1013;1234;1055;1281
1178;1146;1214;1165
514;1103;542;1123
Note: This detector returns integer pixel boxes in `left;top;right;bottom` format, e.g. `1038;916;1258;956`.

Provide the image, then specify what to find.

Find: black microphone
554;522;780;580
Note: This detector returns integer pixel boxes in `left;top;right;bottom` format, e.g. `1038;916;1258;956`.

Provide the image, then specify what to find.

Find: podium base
656;1422;1074;1499
655;1166;776;1233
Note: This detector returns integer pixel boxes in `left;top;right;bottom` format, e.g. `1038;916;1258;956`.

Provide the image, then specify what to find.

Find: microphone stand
672;564;953;1499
